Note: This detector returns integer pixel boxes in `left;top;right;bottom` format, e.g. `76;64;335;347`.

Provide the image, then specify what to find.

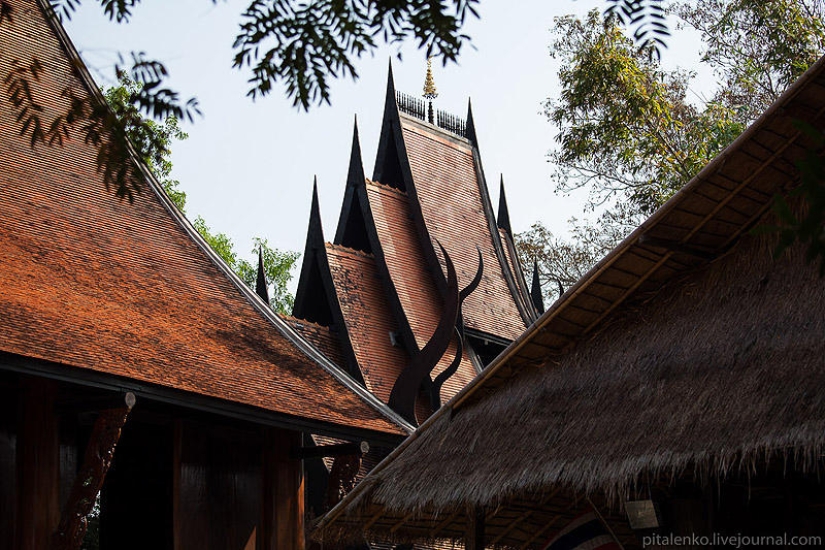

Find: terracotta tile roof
364;181;477;404
0;0;404;437
324;245;409;404
283;316;347;369
399;116;529;340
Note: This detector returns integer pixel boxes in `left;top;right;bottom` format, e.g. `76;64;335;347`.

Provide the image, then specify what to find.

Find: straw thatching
314;55;825;549
318;228;825;545
365;230;825;508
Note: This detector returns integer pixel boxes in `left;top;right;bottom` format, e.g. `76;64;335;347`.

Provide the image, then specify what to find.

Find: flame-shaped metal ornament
430;247;483;410
388;242;460;425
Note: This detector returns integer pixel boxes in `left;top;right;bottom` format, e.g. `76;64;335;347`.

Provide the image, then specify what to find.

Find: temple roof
376;73;537;341
0;0;407;440
325;244;409;404
294;67;536;423
362;180;478;404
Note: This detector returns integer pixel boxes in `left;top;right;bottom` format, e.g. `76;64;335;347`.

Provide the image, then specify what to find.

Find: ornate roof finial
423;57;438;124
422;57;438;100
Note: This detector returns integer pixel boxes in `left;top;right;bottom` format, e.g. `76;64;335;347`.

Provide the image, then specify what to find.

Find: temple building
0;1;411;548
288;62;541;430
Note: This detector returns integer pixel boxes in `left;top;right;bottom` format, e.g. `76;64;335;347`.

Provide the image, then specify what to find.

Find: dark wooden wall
175;421;304;550
16;377;60;550
0;374;306;550
0;373;18;550
100;417;174;549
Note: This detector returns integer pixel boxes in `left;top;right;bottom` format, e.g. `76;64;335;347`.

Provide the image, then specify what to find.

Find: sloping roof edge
37;0;414;437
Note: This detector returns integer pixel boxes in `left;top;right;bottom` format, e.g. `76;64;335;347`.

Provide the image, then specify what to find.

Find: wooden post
51;393;135;550
17;377;59;550
263;428;304;550
465;505;485;550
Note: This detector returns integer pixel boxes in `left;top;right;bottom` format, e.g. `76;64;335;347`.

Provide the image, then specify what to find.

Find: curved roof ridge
19;0;414;437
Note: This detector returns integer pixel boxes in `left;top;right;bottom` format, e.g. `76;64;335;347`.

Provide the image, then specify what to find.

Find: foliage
81;494;101;550
103;76;188;210
233;0;478;109
531;1;825;287
546;9;744;214
516;206;642;303
46;0;479;111
604;0;669;55
676;0;825;119
237;238;300;314
193;218;299;314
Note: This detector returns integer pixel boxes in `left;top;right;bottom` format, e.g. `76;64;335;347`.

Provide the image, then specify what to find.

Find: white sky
63;0;713;270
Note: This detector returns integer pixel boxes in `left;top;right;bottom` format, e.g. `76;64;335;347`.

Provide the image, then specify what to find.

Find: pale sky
63;0;711;275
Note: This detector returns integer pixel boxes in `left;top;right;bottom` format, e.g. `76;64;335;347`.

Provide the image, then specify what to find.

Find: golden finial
423;57;438;100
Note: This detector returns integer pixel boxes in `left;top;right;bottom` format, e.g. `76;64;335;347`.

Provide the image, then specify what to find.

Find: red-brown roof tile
283;316;347;369
399;116;528;340
325;245;409;404
0;0;404;437
364;181;476;404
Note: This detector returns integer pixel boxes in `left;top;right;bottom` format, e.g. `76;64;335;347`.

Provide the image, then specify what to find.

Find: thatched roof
313;55;825;547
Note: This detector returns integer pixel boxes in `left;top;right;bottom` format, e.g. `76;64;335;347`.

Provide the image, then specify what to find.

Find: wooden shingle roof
398;114;534;340
325;244;409;404
363;180;478;403
0;0;407;440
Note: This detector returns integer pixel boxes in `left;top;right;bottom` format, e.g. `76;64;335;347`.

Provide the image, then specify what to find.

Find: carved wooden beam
52;392;135;550
323;453;363;511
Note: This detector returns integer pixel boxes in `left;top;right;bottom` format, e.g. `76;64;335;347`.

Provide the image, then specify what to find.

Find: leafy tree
237;238;301;314
676;0;825;119
103;75;188;210
523;1;825;296
193;217;300;314
546;8;745;215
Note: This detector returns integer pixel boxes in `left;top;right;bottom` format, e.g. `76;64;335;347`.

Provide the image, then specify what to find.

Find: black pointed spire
255;245;270;304
531;261;545;315
334;120;372;251
346;116;365;187
465;98;479;146
309;177;324;243
374;60;408;189
497;175;512;235
292;178;334;324
386;58;397;107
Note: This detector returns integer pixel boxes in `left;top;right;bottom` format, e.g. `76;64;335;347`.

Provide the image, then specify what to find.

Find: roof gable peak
497;175;513;235
346;115;365;188
465;98;479;147
531;261;545;315
255;245;269;304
